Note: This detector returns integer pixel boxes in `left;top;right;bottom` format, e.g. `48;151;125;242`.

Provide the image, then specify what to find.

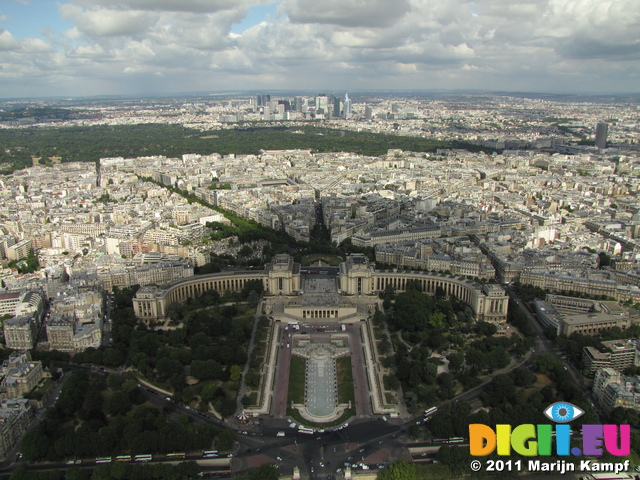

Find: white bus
115;455;131;462
424;406;437;417
134;454;152;462
298;427;314;434
579;474;634;480
447;437;465;444
166;453;185;459
95;457;112;464
202;451;219;458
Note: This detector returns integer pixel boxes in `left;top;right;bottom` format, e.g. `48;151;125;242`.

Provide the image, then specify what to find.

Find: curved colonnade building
133;254;508;322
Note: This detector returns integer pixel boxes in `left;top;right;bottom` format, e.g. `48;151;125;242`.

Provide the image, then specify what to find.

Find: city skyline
0;0;639;99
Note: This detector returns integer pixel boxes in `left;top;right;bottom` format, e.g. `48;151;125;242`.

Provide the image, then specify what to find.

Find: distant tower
343;93;352;119
595;122;609;149
315;94;328;114
333;96;342;118
364;105;373;120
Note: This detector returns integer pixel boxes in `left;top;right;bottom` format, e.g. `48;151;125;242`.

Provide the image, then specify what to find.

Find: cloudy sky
0;0;638;98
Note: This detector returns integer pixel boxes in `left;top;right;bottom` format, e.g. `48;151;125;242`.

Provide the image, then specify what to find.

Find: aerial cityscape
1;0;640;480
0;90;639;480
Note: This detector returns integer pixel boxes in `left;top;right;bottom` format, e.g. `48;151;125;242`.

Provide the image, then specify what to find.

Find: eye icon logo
543;402;584;423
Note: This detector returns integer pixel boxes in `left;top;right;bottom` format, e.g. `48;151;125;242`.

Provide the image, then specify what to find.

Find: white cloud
21;38;53;53
70;43;108;58
0;29;20;51
59;4;160;37
281;0;411;28
1;0;639;96
70;0;263;13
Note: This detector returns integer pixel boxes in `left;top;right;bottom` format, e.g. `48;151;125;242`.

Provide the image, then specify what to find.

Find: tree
511;366;536;387
598;251;611;268
247;290;260;307
216;429;236;451
436;445;472;476
610;406;639;425
155;357;183;381
200;383;217;403
384;374;400;391
481;374;516;407
475;321;497;336
20;427;51;461
107;391;131;416
235;464;280;480
447;352;464;374
230;364;243;382
106;373;124;390
241;279;264;299
377;460;416;480
422;362;438;385
166;301;184;323
245;369;260;388
102;348;124;367
428;312;446;329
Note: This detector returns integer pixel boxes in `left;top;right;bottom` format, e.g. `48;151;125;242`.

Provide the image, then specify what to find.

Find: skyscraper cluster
255;93;354;120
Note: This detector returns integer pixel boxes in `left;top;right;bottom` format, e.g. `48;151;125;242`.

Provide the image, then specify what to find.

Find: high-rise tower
343;93;352;119
315;94;328;114
333;96;342;118
595;122;609;149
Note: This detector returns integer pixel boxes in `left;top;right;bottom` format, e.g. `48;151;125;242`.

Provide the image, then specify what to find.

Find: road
503;285;596;401
272;323;293;417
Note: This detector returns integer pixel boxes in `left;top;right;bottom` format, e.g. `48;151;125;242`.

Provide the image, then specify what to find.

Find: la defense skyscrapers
596;122;609;149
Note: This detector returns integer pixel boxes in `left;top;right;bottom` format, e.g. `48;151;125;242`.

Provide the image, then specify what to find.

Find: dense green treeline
0;107;92;121
378;285;532;411
6;461;202;480
75;284;260;416
0;124;492;174
19;370;217;462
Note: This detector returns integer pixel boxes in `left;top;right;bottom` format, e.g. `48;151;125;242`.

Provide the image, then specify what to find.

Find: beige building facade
133;254;509;323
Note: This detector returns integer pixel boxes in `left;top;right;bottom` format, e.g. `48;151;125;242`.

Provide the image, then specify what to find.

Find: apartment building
0;399;32;461
0;351;46;399
582;340;638;376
